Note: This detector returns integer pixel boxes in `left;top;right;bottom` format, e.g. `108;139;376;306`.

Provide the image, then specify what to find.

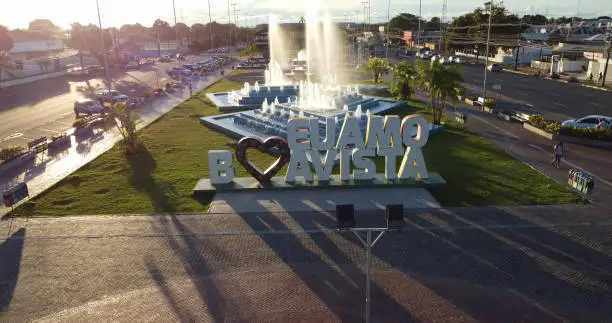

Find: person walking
552;142;564;168
599;72;603;82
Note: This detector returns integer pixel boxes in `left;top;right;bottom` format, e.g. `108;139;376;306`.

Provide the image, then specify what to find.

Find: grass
8;79;580;217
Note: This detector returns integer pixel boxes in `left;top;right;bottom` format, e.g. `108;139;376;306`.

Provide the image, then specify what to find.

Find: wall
559;60;587;73
587;60;612;84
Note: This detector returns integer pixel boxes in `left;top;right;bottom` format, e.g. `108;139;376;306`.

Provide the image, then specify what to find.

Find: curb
503;69;531;76
581;84;612;92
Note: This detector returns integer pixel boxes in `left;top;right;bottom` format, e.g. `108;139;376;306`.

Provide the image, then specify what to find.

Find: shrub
529;115;612;141
455;87;466;96
484;99;496;108
0;145;25;162
73;119;87;129
143;91;152;97
165;82;172;90
51;132;67;141
568;76;579;83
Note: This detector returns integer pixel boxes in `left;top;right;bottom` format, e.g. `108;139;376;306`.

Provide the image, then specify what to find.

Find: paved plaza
2;204;611;322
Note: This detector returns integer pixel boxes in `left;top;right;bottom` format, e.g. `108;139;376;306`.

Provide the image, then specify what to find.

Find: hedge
529;116;612;141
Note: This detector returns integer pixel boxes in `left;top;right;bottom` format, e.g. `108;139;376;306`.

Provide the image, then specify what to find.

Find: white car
96;89;122;101
561;115;612;129
487;63;503;72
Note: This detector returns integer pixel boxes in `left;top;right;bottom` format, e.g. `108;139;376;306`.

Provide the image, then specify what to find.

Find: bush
568;76;579;83
455;87;466;96
51;132;67;141
484;99;496;108
143;91;152;98
165;82;172;90
529;115;612;141
73;119;87;129
0;145;25;162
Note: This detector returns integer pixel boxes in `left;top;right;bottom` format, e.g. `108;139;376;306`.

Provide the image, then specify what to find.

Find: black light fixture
386;204;404;230
336;204;355;230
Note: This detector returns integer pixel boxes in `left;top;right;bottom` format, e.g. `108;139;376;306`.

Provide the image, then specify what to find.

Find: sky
1;0;611;30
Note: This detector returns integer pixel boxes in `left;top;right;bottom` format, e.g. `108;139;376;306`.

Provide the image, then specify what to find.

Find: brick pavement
1;205;611;322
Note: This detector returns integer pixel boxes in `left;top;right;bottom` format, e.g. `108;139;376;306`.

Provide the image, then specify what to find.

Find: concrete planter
457;95;465;101
0;151;36;174
48;135;71;149
483;106;495;114
74;125;93;138
495;112;512;122
523;123;612;149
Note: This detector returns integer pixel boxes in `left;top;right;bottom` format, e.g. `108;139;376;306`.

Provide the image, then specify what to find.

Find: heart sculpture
235;136;291;184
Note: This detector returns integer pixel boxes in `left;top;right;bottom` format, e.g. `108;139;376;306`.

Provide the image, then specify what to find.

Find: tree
68;23;113;66
390;62;416;100
415;60;463;125
240;43;261;59
119;23;151;41
0;25;14;84
28;19;59;34
388;13;423;32
174;22;190;43
367;57;389;83
424;17;441;31
522;14;548;25
0;25;13;54
446;3;523;52
106;102;139;154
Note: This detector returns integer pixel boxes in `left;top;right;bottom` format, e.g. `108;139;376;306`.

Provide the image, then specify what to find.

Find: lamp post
208;0;214;50
482;1;493;101
602;33;611;87
95;0;110;89
172;0;180;62
335;204;404;323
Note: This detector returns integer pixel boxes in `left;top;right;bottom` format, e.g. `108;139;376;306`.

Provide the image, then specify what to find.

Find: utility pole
232;4;239;45
208;0;214;50
441;0;447;52
417;0;422;46
602;35;611;87
227;0;232;48
482;1;493;100
95;0;110;89
172;0;180;59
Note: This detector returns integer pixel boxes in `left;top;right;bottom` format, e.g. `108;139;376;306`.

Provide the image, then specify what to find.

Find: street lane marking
553;102;567;108
39;128;60;133
592;102;602;107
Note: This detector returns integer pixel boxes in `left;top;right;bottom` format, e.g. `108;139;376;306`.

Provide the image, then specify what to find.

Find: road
0;54;219;149
390;56;612;122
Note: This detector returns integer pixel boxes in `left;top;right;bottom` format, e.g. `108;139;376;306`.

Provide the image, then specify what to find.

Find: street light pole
482;1;493;100
417;0;422;46
172;0;180;60
95;0;110;89
208;0;214;49
350;228;386;323
602;34;611;87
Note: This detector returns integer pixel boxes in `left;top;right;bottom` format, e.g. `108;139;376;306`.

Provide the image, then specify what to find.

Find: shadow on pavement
372;207;612;322
0;228;25;312
0;78;71;112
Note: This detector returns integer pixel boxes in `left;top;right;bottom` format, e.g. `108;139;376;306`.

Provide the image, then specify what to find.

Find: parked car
96;90;122;101
125;61;139;70
453;56;462;64
182;64;196;71
67;66;84;76
85;65;104;75
74;99;106;117
167;67;192;77
487;63;503;72
561;115;612;129
159;55;171;62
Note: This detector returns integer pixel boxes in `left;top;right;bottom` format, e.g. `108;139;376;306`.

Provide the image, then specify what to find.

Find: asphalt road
0;54;221;149
390;56;612;122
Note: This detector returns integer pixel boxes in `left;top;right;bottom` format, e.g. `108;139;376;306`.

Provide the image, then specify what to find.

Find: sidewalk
0;71;227;216
414;91;612;207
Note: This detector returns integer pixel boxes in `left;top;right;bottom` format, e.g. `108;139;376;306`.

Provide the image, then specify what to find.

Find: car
182;64;196;71
67;66;84;76
74;99;106;117
96;89;122;101
454;57;462;64
561;115;612;129
85;65;104;75
125;61;139;69
159;55;171;62
167;67;192;77
487;63;503;72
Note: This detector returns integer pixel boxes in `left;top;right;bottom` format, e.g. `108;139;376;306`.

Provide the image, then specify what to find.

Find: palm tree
390;61;416;100
415;60;463;124
0;54;14;87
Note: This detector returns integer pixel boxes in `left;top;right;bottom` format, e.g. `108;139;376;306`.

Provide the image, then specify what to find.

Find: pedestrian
599;72;603;82
589;73;593;82
551;141;564;168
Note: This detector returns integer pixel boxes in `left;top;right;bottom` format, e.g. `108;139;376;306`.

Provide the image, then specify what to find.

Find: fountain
202;10;442;148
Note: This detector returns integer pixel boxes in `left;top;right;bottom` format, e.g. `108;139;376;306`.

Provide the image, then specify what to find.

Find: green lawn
8;79;580;217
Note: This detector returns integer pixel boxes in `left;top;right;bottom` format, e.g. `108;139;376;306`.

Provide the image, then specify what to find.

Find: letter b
208;150;235;184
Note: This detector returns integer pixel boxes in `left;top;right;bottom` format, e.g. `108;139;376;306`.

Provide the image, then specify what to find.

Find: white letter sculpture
398;115;430;180
208;150;235;184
